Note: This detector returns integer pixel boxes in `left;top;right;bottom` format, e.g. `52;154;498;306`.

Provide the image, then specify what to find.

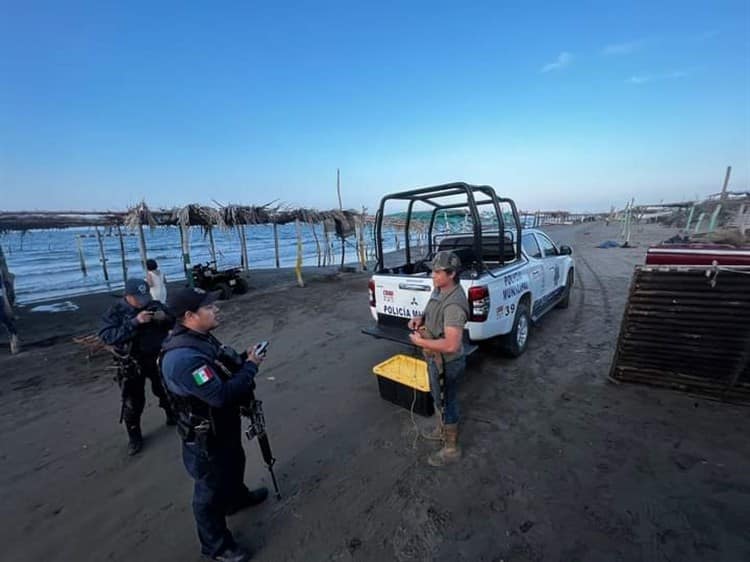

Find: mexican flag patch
192;365;214;386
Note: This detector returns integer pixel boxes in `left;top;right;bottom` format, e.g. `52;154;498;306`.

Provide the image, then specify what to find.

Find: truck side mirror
559;245;573;255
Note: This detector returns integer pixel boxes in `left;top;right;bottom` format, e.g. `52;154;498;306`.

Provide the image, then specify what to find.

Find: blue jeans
182;439;248;556
428;356;465;425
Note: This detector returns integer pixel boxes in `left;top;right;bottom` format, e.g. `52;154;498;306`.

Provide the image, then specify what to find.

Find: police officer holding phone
99;278;176;455
160;287;269;562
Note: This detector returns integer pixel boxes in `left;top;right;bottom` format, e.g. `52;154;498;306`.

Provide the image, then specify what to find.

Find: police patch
192;365;214;386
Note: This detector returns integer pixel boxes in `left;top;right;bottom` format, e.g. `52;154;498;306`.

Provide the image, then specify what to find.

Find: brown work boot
427;424;461;467
424;414;443;441
9;334;20;355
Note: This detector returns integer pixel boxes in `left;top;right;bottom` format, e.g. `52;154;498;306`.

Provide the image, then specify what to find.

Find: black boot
206;545;250;562
126;424;143;456
226;487;269;515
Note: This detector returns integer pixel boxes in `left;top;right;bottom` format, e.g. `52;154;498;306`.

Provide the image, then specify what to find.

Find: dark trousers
121;354;172;428
182;438;251;556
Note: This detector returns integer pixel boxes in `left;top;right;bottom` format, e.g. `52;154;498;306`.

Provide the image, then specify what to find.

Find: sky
1;1;748;213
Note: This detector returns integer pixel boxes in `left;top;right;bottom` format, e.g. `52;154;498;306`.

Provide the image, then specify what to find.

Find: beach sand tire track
577;252;613;325
572;266;586;332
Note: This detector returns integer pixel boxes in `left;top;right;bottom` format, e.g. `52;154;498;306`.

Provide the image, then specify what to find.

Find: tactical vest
159;326;238;441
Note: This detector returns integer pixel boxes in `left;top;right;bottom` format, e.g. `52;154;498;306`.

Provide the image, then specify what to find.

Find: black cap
124;278;152;306
168;287;220;319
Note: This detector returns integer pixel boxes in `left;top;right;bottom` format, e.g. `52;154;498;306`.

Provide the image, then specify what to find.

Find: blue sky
1;1;748;213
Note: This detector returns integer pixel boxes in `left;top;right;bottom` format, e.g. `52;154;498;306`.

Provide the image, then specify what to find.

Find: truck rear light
468;285;490;322
368;279;376;307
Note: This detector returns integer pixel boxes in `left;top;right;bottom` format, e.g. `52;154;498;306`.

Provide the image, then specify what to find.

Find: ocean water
1;211;536;305
1;223;420;305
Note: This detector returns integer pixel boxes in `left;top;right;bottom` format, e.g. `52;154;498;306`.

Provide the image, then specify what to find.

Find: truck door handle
399;283;432;291
531;270;540;277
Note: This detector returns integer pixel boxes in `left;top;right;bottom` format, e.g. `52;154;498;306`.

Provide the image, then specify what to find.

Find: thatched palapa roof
0;202;362;232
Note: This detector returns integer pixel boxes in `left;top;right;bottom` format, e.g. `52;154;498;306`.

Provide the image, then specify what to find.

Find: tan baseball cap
429;250;461;271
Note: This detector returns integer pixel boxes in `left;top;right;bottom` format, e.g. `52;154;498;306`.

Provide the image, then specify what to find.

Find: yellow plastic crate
372;354;430;392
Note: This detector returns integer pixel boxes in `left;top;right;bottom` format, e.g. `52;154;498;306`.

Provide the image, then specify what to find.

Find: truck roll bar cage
373;182;523;273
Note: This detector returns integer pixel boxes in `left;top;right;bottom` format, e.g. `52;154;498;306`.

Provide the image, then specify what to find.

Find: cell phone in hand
253;341;269;357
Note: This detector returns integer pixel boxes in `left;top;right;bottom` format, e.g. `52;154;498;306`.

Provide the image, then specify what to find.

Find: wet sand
0;222;748;561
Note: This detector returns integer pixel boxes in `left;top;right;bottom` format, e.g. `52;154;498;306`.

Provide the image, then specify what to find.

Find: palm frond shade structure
124;201;158;272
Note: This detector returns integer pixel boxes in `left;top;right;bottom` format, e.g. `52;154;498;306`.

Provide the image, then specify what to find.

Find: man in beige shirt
408;251;469;467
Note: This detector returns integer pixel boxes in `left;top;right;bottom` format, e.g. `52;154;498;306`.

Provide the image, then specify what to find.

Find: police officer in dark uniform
99;278;176;456
160;287;268;562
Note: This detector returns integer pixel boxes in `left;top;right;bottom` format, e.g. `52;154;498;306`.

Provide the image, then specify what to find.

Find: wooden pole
295;219;305;287
720;165;732;201
207;226;217;265
336;168;342;210
273;223;280;268
323;223;331;266
357;215;367;271
309;222;322;267
339;229;346;271
76;235;88;277
137;223;148;273
179;225;187;279
180;223;193;287
625;198;635;246
685;204;696;230
0;244;15;316
238;225;249;271
116;225;128;282
708;204;722;232
95;226;109;281
694;212;706;234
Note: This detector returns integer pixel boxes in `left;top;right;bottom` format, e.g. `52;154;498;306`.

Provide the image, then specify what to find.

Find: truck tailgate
373;275;433;320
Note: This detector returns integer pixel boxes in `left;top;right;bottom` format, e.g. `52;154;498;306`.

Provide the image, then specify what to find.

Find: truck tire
233;277;249;295
503;300;530;357
557;270;574;309
216;282;232;300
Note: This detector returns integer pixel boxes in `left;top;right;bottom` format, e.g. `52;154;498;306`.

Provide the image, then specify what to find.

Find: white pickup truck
362;183;575;356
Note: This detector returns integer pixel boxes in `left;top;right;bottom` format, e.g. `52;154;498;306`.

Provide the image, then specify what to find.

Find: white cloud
540;52;572;73
602;39;647;56
626;70;689;85
626;75;650;85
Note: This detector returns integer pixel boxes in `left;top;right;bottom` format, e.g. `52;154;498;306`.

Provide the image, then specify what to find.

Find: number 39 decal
495;303;517;319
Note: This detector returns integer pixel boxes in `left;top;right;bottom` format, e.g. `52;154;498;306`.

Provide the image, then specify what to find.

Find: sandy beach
0;222;748;562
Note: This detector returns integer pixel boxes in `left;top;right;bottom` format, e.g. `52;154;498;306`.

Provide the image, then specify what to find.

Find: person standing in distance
99;278;176;455
408;250;469;467
146;258;168;303
160;287;269;562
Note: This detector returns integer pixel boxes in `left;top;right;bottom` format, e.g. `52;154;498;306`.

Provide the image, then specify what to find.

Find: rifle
111;349;140;423
241;398;281;500
217;344;282;500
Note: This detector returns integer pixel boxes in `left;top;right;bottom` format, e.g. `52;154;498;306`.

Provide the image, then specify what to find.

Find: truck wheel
216;282;232;300
233;277;249;295
557;270;574;309
503;301;530;357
